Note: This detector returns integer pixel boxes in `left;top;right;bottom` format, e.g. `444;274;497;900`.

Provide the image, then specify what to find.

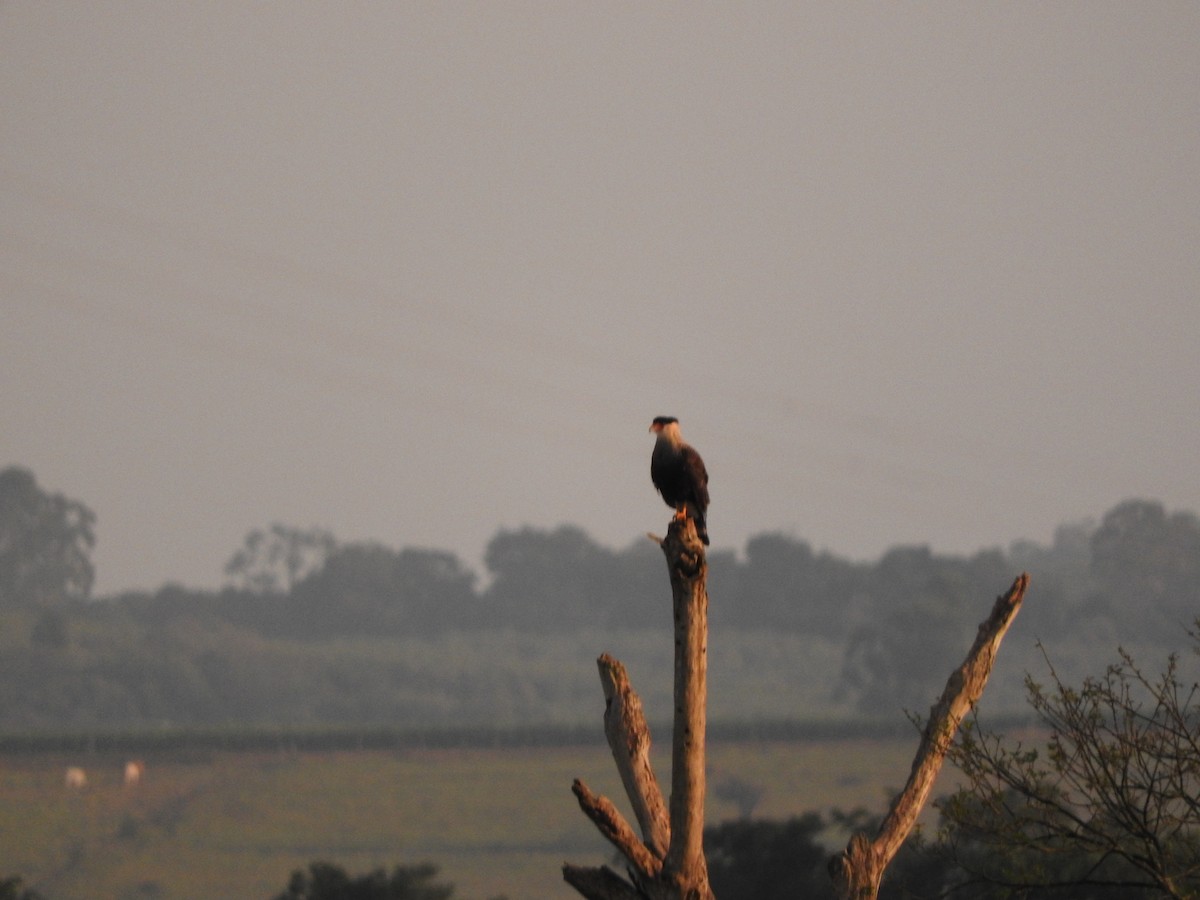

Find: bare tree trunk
565;516;714;900
564;506;1027;900
661;517;712;899
828;573;1030;900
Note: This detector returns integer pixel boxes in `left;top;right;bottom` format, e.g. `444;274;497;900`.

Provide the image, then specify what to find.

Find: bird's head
650;416;680;436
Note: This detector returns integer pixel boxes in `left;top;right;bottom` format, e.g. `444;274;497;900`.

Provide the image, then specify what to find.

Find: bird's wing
680;444;709;509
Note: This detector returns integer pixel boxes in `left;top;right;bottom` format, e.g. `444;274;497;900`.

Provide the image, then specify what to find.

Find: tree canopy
274;862;457;900
4;465;1200;731
939;628;1200;897
0;466;95;605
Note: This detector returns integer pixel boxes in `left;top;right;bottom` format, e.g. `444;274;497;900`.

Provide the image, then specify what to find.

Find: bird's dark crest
651;416;679;427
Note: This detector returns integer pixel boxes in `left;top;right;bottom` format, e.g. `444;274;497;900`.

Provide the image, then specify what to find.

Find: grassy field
0;735;939;899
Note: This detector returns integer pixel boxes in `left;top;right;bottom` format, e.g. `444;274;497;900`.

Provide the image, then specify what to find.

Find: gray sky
3;3;1198;596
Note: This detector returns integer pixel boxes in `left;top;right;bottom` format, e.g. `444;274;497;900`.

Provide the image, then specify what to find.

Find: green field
1;736;938;899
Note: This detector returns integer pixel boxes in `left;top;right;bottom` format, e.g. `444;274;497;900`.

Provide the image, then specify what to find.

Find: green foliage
0;467;96;605
0;877;43;900
6;464;1200;731
703;812;959;900
482;525;665;631
720;533;866;639
225;524;336;594
837;546;1011;715
1087;500;1200;642
939;630;1200;897
273;861;455;900
705;813;834;899
287;543;479;637
29;609;68;649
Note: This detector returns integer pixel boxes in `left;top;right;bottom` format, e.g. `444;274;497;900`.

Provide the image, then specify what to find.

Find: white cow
64;766;87;789
123;759;145;786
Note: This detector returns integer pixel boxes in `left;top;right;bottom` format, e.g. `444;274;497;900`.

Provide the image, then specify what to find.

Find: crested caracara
649;416;710;545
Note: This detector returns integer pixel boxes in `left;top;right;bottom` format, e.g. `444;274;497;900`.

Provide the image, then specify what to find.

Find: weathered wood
566;516;713;900
660;517;712;899
828;573;1030;900
599;652;670;859
571;778;662;880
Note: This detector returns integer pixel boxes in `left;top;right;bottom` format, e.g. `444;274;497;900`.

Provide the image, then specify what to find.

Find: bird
649;416;710;545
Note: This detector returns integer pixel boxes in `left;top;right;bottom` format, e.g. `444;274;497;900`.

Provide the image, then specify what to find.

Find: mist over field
3;465;1198;733
4;5;1198;897
7;465;1200;898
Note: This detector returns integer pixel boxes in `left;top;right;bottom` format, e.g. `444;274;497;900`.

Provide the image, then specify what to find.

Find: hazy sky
3;4;1198;596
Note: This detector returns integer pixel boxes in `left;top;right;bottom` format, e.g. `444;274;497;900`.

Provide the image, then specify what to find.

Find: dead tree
565;516;713;900
829;573;1029;900
565;511;1028;900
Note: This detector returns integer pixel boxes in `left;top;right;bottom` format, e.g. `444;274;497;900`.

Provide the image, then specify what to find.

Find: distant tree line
2;464;1199;727
272;861;473;900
